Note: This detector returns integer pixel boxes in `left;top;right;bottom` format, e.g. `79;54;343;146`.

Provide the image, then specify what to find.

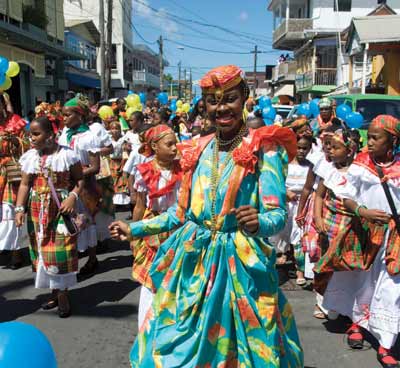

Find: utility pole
251;45;258;98
189;68;192;100
158;35;164;91
178;62;181;99
183;68;187;100
99;0;106;98
105;0;113;99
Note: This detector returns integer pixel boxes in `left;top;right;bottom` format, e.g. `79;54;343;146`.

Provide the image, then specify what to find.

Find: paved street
0;213;398;368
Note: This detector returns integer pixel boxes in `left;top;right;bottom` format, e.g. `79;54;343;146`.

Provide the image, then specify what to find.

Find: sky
131;0;281;92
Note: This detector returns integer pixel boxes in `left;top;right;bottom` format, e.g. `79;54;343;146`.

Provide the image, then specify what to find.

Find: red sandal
346;324;363;349
377;346;400;368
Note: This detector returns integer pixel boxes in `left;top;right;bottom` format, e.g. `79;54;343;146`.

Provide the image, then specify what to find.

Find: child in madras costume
131;124;182;328
58;95;101;276
321;115;400;368
110;65;303;367
15;116;84;318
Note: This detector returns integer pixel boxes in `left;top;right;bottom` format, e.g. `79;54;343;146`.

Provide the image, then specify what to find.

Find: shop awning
66;72;100;89
297;85;336;94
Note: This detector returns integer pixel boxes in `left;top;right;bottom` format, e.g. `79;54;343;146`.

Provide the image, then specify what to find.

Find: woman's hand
15;212;25;227
230;205;259;234
315;216;327;234
59;195;77;215
359;208;391;225
109;221;132;241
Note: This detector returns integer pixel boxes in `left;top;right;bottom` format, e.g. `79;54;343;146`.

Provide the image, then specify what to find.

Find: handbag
96;156;112;180
5;158;22;183
44;165;87;237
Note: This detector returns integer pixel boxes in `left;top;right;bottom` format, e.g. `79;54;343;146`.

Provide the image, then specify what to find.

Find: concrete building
64;0;168;97
64;19;101;101
267;0;400;100
0;0;82;115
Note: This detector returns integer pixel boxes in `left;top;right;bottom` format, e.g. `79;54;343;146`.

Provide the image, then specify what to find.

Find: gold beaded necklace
209;124;248;236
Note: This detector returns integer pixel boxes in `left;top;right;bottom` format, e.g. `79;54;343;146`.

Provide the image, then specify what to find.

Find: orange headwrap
139;124;174;157
371;115;400;138
199;65;245;102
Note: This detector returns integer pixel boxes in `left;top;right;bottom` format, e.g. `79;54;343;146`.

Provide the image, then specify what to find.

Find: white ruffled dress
58;128;101;252
20;147;80;290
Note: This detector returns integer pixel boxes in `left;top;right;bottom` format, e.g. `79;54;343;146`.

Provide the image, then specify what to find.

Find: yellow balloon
126;94;140;107
126;107;135;119
98;105;114;120
0;76;12;91
176;100;183;108
6;61;20;77
182;102;190;113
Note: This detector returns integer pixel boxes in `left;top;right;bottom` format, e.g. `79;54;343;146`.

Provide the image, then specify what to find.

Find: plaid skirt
96;176;115;216
28;175;78;274
110;158;128;195
301;193;320;262
131;209;172;291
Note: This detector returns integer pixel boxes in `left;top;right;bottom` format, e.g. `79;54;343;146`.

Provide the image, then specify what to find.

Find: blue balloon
262;106;276;121
345;112;364;129
258;96;272;109
336;104;352;120
170;102;177;112
139;92;147;104
157;92;168;105
309;98;320;118
253;105;261;113
0;57;9;74
0;322;57;368
128;90;134;95
297;103;311;118
0;73;5;86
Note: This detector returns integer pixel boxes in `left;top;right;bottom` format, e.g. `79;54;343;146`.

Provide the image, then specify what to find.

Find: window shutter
8;0;23;22
56;0;64;41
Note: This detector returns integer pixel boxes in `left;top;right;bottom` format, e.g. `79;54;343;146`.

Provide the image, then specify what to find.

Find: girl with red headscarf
131;124;182;327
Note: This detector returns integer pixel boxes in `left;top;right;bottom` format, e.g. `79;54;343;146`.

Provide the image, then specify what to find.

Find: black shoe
9;261;23;270
78;258;99;276
41;299;58;310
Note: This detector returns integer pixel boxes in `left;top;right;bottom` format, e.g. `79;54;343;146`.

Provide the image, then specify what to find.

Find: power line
164;39;252;54
132;0;273;45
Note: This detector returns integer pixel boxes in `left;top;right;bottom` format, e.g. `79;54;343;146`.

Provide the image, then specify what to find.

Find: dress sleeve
255;145;288;238
133;170;147;192
19;149;38;174
329;163;360;201
129;203;183;237
81;133;101;155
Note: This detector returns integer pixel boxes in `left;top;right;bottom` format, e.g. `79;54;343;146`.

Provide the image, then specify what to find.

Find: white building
64;0;167;97
268;0;400;99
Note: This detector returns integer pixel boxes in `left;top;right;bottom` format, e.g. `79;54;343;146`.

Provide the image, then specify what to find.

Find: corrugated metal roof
352;15;400;44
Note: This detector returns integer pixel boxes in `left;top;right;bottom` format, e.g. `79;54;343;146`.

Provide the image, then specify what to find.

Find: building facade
64;0;167;98
0;0;82;115
64;19;101;101
267;0;400;100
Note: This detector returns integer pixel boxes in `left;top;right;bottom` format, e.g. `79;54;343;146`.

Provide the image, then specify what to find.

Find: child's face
30;121;54;151
110;124;121;140
153;113;162;125
297;138;312;162
152;133;177;162
322;136;332;158
329;140;349;165
367;124;395;162
129;115;139;130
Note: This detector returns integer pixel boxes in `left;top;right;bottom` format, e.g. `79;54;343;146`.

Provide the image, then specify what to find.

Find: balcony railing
133;70;161;88
272;60;297;82
273;18;313;50
296;68;337;90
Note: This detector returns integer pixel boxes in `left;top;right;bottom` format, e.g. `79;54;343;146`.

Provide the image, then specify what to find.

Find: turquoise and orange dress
128;126;303;367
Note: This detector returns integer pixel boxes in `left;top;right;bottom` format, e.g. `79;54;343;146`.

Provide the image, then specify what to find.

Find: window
334;0;352;12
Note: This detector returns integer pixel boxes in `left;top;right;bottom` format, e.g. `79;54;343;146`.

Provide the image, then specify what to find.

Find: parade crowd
1;65;399;368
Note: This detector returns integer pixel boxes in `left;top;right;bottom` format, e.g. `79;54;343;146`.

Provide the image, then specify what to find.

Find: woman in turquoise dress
110;65;303;367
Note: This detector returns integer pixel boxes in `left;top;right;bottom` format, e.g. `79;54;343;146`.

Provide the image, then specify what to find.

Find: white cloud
239;11;249;21
133;0;179;37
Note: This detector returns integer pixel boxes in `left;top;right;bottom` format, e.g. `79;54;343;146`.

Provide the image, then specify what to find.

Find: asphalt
0;213;398;368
